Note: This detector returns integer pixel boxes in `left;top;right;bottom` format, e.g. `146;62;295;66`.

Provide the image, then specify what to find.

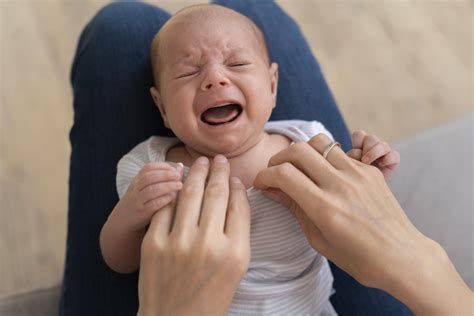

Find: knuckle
228;198;247;214
206;182;227;196
290;141;306;153
339;180;356;197
288;142;309;159
202;244;220;262
180;184;199;197
212;162;230;173
169;236;190;258
141;233;165;256
308;133;328;147
276;162;293;179
227;250;249;275
325;211;346;231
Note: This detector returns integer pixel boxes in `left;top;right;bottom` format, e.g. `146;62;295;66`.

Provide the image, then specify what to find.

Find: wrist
387;237;472;315
111;198;145;233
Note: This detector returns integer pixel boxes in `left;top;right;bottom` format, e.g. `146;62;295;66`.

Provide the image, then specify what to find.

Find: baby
100;4;400;315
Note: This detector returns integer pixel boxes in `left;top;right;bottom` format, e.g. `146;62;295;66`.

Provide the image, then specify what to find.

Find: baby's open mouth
201;103;243;125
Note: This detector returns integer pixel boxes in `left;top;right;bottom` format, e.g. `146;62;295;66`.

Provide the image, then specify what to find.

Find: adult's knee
86;2;166;41
71;2;170;84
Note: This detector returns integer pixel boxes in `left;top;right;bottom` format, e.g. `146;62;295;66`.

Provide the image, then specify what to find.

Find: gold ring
322;141;341;159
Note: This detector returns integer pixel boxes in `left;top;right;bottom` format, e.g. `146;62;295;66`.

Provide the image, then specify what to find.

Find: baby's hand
119;162;183;231
347;130;400;181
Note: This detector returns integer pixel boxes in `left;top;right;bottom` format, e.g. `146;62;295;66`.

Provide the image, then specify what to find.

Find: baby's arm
100;162;183;273
347;130;400;180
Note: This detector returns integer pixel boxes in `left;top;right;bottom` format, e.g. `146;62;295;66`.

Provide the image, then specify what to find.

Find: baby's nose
201;69;230;90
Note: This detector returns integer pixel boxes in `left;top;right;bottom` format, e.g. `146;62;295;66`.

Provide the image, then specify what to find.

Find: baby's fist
121;162;184;231
347;130;400;181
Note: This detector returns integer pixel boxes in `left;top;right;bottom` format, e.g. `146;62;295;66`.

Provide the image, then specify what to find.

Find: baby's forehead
161;16;262;58
150;5;269;79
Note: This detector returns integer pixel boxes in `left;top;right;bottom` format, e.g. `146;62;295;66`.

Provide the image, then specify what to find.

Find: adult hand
254;134;473;316
138;155;251;316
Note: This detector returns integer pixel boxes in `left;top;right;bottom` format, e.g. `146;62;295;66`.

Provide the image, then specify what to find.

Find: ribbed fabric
116;120;337;315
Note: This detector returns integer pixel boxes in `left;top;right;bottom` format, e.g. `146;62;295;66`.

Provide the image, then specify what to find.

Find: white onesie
116;120;337;315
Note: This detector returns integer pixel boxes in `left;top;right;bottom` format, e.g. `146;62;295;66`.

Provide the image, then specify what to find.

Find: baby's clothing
116;120;337;315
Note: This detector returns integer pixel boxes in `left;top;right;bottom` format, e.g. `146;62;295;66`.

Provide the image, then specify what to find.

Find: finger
137;169;182;191
133;162;176;188
172;156;209;233
267;139;341;187
346;148;362;161
361;142;390;165
147;202;174;240
352;130;366;149
199;155;230;232
376;150;400;168
143;192;177;215
138;162;175;177
268;141;332;181
254;163;325;225
307;133;352;170
225;177;251;247
361;134;380;157
139;181;183;204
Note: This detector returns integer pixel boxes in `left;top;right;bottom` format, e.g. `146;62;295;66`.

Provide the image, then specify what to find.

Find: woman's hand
254;134;473;316
138;155;251;316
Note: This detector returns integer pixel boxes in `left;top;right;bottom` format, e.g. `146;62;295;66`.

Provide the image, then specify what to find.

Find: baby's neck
167;132;291;188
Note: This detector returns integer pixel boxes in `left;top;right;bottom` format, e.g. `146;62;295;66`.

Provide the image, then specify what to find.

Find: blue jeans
61;1;411;315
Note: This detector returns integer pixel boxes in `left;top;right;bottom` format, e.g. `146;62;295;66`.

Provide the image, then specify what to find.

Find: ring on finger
322;141;341;159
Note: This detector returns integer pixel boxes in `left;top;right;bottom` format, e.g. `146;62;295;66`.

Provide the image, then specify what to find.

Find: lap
61;2;409;315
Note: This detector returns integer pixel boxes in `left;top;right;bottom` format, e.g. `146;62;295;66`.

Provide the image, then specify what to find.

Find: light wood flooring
1;0;472;298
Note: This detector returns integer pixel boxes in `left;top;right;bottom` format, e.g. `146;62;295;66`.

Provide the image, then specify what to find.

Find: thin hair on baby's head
149;3;270;88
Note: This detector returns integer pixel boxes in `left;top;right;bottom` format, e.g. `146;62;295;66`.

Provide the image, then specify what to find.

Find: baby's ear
269;63;279;108
150;87;170;128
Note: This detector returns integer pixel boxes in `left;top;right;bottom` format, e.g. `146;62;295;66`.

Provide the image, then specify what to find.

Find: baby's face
151;11;278;157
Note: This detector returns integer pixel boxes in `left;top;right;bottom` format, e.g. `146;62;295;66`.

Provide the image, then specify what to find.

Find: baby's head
149;4;278;158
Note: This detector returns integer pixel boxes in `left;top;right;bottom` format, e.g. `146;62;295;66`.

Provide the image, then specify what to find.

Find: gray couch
1;114;472;315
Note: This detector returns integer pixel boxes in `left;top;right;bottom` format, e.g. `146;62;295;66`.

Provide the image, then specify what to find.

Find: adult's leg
64;1;410;315
213;1;411;315
60;3;171;315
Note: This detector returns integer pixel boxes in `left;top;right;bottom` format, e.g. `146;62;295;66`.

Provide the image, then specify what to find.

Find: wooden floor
0;0;472;298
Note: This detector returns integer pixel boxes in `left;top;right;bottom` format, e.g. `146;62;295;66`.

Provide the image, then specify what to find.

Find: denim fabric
61;1;411;315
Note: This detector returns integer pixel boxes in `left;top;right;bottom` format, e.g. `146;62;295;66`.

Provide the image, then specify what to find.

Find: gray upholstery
0;287;60;316
1;114;472;315
390;113;473;289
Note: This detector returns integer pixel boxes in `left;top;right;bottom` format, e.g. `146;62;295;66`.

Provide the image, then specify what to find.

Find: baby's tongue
201;104;240;124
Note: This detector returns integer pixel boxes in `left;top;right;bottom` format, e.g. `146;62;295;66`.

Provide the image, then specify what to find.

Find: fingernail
230;176;241;184
214;154;227;163
196;156;209;165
